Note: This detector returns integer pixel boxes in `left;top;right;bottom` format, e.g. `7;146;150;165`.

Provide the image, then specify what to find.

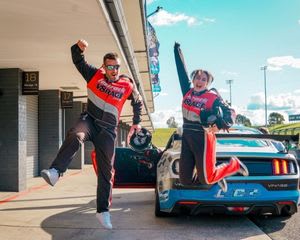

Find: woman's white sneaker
232;157;249;176
41;168;59;186
217;178;228;193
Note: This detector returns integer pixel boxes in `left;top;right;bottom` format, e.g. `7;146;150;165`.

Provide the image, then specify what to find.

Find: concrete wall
64;101;84;169
26;95;38;178
0;68;26;191
38;90;62;171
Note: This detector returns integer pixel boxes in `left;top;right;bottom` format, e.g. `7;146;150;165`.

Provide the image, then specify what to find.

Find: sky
146;0;300;128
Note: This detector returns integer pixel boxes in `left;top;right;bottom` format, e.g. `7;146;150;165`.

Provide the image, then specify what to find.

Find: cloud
157;92;168;96
148;10;198;26
294;89;300;94
235;106;266;126
146;0;156;5
247;92;300;111
203;17;216;23
151;107;183;128
243;91;300;125
267;56;300;70
247;93;265;110
221;71;239;77
268;93;300;110
218;88;229;94
266;65;282;71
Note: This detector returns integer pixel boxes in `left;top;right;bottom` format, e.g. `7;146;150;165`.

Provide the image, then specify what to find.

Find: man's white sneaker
217;178;228;193
96;212;112;230
41;168;59;186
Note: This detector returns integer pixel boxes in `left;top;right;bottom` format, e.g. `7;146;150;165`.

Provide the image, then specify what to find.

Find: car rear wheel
280;205;294;217
155;189;169;217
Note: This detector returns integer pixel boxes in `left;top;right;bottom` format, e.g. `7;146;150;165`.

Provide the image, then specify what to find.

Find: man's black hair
103;52;119;63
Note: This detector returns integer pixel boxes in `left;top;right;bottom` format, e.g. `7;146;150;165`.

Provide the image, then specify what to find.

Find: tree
235;114;252;127
268;112;285;125
166;116;178;128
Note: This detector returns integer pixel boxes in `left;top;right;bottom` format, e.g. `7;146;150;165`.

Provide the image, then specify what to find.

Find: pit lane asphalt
0;166;271;240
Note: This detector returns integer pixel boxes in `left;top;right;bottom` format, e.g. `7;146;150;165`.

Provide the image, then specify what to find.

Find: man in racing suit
41;40;143;229
174;43;248;192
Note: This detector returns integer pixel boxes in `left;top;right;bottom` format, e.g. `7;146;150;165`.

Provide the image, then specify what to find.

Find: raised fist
77;39;88;52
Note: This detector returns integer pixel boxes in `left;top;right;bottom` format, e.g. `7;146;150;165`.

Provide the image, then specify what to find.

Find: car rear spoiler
216;133;299;144
165;133;299;151
171;132;299;142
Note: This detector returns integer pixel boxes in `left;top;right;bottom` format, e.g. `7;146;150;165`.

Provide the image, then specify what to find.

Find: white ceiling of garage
0;0;154;129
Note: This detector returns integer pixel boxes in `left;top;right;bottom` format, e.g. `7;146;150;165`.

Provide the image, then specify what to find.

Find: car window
217;139;269;147
217;126;269;147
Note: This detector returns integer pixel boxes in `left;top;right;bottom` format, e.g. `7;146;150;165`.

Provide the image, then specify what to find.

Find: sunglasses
105;65;120;70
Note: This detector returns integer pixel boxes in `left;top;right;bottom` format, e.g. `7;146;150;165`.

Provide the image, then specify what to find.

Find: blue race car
156;126;300;217
111;126;300;217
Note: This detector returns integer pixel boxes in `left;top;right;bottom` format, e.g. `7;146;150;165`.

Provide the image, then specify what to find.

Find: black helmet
129;127;152;152
201;106;234;131
200;105;222;126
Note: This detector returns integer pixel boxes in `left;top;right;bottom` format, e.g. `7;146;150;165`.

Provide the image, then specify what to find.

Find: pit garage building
0;0;154;191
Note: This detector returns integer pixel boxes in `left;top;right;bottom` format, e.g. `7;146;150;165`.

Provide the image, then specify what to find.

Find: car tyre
280;205;294;217
155;189;169;217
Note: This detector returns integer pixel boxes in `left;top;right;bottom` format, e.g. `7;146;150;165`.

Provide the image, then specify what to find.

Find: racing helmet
200;103;222;126
200;106;234;131
129;127;152;152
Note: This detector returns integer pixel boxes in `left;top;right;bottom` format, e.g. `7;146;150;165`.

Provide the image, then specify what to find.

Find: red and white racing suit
174;42;241;185
180;89;241;185
50;44;143;213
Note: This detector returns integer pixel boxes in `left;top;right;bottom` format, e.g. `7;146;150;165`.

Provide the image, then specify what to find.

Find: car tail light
227;206;249;212
289;162;295;174
277;201;294;205
273;159;280;175
281;160;288;174
272;159;293;175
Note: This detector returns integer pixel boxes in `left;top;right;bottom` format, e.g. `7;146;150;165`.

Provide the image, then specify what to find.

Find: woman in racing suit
174;43;248;192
